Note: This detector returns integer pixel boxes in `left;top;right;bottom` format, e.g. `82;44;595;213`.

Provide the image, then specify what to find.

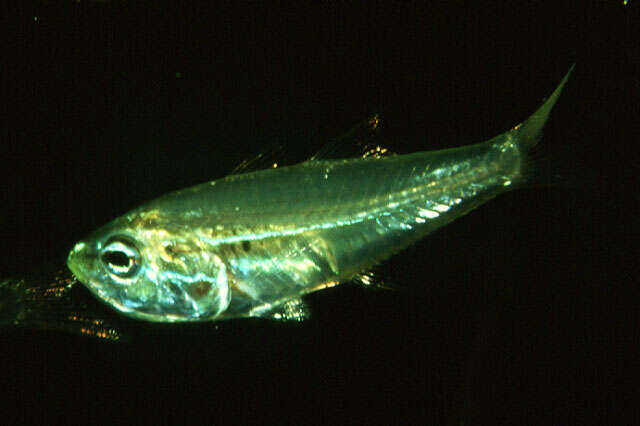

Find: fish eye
101;237;141;279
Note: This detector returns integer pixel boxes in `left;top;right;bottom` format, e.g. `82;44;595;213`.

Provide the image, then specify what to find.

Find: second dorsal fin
309;113;394;161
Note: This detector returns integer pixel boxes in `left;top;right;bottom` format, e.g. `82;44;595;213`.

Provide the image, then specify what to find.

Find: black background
1;1;638;424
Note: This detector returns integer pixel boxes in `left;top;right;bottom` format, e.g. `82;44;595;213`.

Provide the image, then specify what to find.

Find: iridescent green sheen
67;66;573;322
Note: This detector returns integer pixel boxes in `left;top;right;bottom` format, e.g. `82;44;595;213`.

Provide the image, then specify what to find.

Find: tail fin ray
515;64;575;150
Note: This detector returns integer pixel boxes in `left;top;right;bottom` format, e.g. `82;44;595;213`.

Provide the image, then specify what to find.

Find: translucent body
67;66;573;322
67;135;520;321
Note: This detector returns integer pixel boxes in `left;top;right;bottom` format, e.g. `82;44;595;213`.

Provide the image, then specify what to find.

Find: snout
67;241;94;284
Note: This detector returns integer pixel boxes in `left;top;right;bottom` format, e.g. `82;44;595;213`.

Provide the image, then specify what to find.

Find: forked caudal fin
513;64;575;151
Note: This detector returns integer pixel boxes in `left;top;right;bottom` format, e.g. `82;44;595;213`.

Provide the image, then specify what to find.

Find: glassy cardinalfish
67;66;574;323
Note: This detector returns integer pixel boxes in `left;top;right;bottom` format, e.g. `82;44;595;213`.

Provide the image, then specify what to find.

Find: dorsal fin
310;113;394;161
228;113;394;176
228;143;287;175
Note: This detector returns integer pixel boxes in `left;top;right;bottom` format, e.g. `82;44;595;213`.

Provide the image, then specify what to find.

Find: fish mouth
67;241;94;285
67;241;137;317
67;244;115;309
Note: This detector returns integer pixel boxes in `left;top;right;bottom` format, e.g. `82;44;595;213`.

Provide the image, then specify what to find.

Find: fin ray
228;143;287;175
514;64;575;150
310;113;394;161
249;298;310;322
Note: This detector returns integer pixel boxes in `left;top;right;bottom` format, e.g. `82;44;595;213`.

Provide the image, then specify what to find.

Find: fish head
67;211;231;322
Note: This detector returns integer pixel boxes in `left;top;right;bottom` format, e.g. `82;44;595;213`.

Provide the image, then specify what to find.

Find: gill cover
68;227;231;322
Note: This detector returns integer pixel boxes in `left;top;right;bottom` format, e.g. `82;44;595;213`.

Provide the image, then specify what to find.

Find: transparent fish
0;263;125;341
62;66;575;324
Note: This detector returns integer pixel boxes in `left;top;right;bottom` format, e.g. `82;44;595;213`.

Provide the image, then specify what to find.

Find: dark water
2;2;636;424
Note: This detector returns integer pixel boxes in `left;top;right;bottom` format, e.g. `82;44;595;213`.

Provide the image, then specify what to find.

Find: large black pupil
104;251;130;268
